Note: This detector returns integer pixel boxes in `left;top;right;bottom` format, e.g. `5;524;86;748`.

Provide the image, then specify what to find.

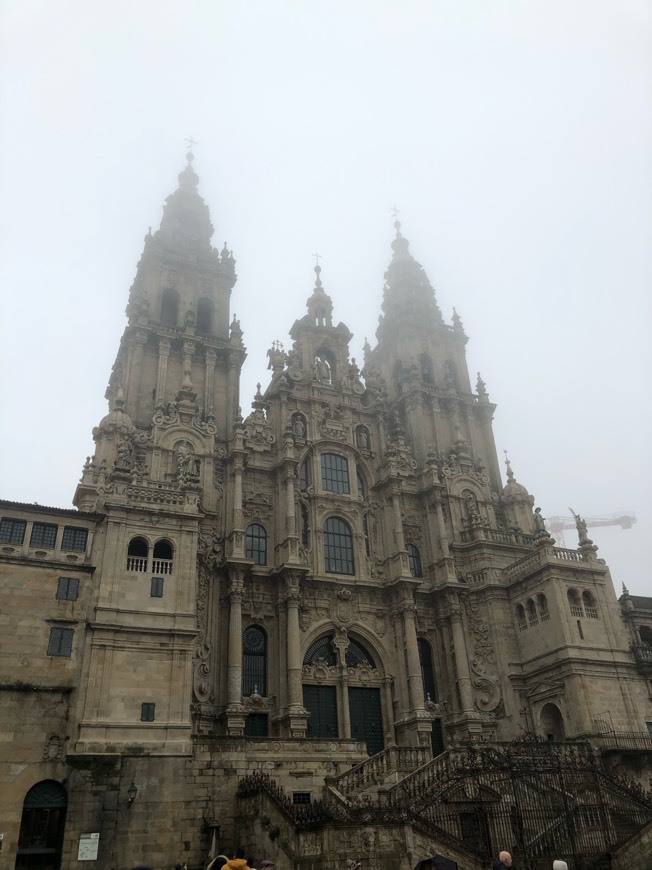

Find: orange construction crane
545;512;637;547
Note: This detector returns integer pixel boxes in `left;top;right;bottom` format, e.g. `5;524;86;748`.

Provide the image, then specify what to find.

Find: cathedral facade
1;155;652;870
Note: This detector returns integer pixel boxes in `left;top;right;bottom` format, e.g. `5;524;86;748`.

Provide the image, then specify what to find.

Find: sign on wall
78;833;100;861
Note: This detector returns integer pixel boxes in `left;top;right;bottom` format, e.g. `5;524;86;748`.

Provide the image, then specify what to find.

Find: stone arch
160;287;179;326
539;702;565;741
196;296;214;334
16;780;67;870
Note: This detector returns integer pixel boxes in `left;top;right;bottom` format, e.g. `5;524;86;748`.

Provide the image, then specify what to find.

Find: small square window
47;627;73;657
30;523;58;549
56;577;79;601
292;792;311;805
140;702;156;722
150;577;164;598
61;526;88;552
0;517;27;545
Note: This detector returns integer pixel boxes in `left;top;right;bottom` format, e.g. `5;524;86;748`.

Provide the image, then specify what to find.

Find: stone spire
156;149;215;251
305;261;333;328
378;218;444;338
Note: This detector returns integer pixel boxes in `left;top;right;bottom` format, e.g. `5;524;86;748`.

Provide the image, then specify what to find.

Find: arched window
420;354;434;385
526;598;538;626
418;638;437;702
540;702;565;742
406;543;423;578
582;590;599;619
516;604;527;631
324;517;354;574
567;588;583;617
321;453;350;494
127;536;148;572
537;593;549;621
246;523;267;565
304;635;337;666
640;626;652;648
345;638;375;668
196;297;214;334
161;288;179;326
243;625;267;695
152;539;174;575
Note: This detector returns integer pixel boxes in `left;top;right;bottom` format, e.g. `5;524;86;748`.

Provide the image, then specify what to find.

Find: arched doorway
16;780;67;870
539;702;565;742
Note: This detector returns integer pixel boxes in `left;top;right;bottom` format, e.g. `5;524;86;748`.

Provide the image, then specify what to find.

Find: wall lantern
127;782;138;807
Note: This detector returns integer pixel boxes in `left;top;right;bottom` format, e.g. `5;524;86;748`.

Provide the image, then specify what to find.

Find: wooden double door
303;684;384;756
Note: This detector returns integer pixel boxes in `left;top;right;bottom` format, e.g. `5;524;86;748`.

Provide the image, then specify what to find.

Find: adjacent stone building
2;154;651;870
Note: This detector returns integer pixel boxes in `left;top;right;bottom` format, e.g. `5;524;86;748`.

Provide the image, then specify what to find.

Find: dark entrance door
303;685;338;738
348;686;383;756
16;781;67;870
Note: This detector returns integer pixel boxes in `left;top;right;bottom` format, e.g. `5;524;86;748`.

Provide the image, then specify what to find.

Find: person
223;850;250;870
246;856;257;870
493;852;512;869
552;862;568;870
260;862;274;869
206;857;228;870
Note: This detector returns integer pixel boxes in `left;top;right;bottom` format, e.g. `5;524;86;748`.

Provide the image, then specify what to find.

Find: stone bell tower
72;153;244;754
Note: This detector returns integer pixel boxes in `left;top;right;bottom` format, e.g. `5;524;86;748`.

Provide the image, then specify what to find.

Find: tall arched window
420;354;434;385
324;517;354;574
161;288;179;326
152;539;174;575
321;453;350;494
526;598;538;626
537;593;550;621
516;604;527;631
418;638;437;702
406;543;423;578
126;536;148;572
246;523;267;565
196;297;214;334
582;590;599;619
17;780;67;870
567;588;583;617
243;625;267;695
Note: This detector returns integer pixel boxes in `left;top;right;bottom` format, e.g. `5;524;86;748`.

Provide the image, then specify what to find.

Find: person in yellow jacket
223;849;250;870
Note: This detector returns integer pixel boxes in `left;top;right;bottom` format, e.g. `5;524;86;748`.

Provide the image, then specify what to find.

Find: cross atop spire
185;136;198;159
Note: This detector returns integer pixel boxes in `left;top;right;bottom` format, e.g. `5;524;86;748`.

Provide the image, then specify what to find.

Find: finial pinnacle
185;136;198;162
391;205;401;235
504;449;515;481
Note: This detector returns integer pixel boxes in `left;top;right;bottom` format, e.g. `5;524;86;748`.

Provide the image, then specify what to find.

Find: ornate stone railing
383;748;465;805
553;547;586;562
459;528;535;546
328;745;429;796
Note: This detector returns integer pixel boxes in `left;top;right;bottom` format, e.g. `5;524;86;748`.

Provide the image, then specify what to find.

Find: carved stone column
280;571;308;737
383;676;396;746
402;601;425;713
155;338;171;404
226;568;246;735
204;349;216;412
448;591;474;714
126;329;148;417
333;627;351;740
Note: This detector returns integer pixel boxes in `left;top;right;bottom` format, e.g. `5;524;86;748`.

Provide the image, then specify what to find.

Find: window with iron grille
243;625;267;695
0;517;27;544
56;577;79;601
150;577;164;598
245;523;267;565
320;453;350;494
30;523;58;548
292;792;311;805
47;627;73;657
303;635;336;666
345;638;375;668
61;526;88;551
406;543;423;578
323;516;354;574
140;702;156;722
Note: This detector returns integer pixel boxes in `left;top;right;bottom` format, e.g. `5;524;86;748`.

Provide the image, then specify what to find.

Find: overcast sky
1;1;650;596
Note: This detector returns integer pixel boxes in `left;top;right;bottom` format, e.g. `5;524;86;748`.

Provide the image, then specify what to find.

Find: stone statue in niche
292;415;306;438
313;356;331;384
357;427;369;449
176;441;200;478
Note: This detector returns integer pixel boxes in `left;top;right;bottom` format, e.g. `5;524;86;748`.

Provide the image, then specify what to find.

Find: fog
1;1;650;595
